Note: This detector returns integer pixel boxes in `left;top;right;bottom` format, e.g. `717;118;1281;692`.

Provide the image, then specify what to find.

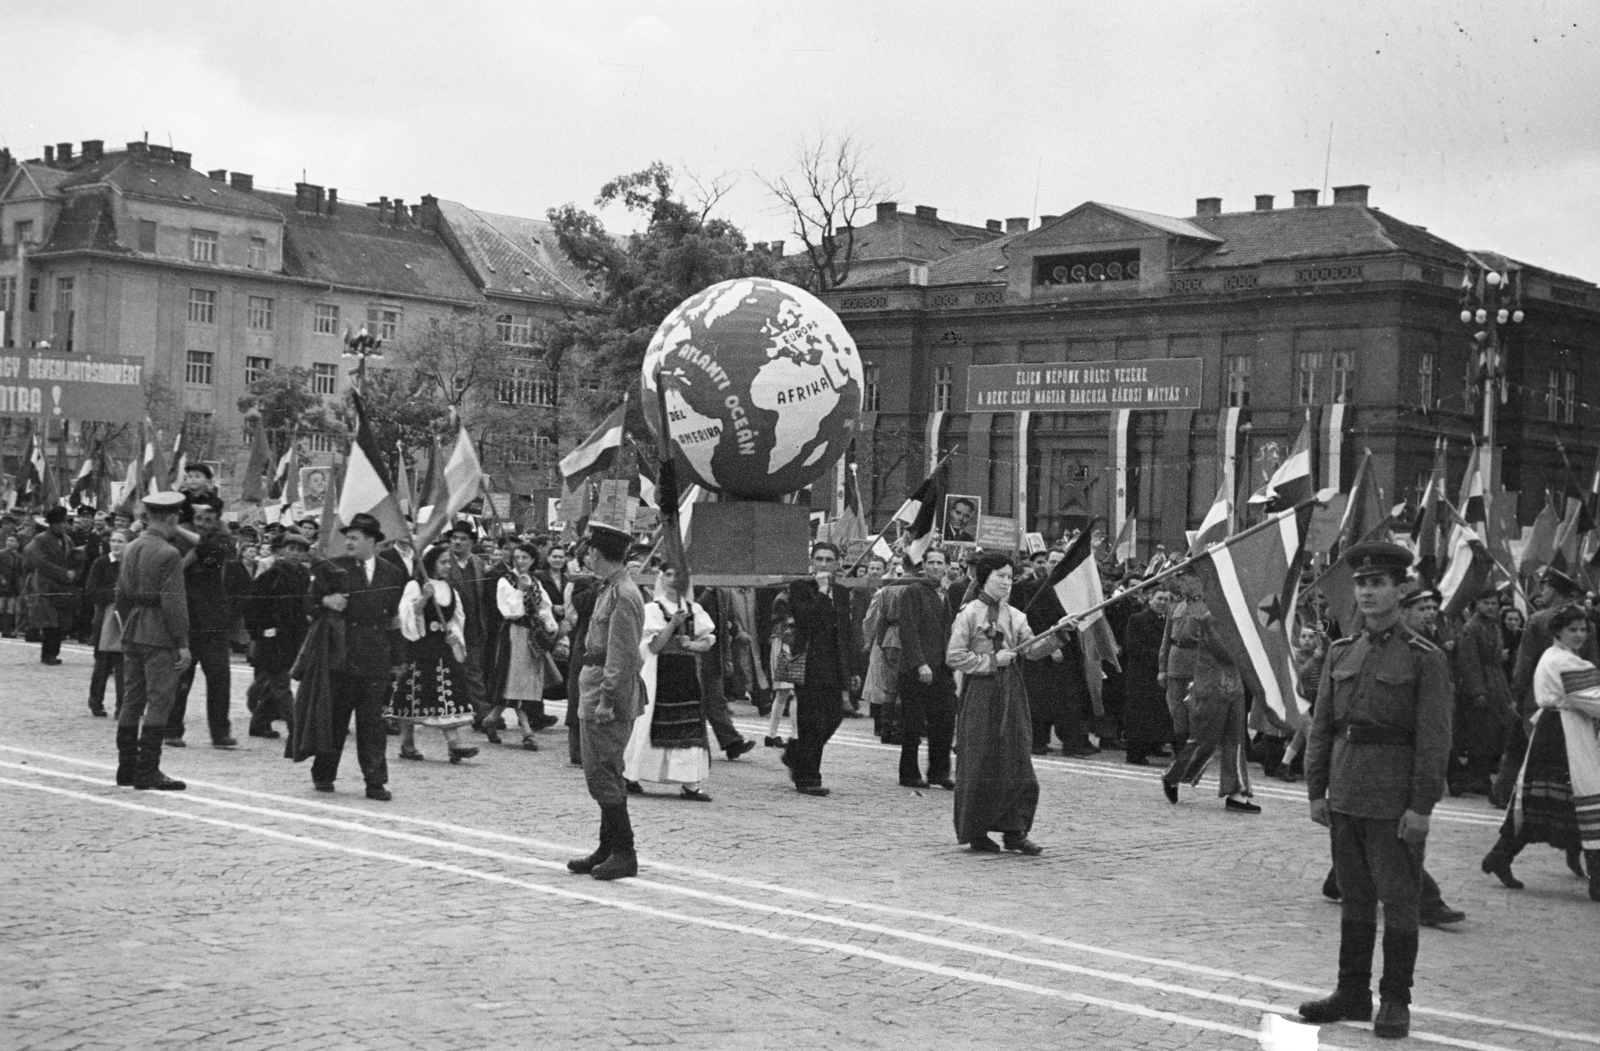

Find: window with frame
311;363;338;395
1330;350;1354;403
1417;352;1436;410
187;288;216;324
1549;367;1577;424
864;364;881;412
504;434;553;464
13;220;34;246
0;277;14;346
53;277;74;350
54;276;73;314
1225;354;1252;408
28;278;39;312
932;365;952;412
307;432;341;454
1296;352;1323;405
314;303;340;335
189;229;218;263
366;307;400;341
245;356;272;385
496;313;534;346
248;236;268;270
247;295;274;331
137;220;157;253
185;350;215;386
497;360;556;407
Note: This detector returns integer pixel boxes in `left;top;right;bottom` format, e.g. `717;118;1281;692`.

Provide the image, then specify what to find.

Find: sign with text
0;352;146;421
976;514;1018;549
593;479;632;531
965;359;1203;412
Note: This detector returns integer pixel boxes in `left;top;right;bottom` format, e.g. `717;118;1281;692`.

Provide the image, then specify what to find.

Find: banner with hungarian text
965;359;1203;412
0;352;146;421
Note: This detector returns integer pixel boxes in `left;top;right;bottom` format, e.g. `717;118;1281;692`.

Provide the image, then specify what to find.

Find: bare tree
759;133;896;291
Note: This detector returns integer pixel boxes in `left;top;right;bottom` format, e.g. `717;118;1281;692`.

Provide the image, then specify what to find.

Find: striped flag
1413;438;1448;583
559;399;626;485
1044;528;1119;661
394;442;414;519
1440;504;1496;618
413;423;488;550
275;442;300;525
337;391;410;542
1519;493;1559;576
1188;483;1231;555
1252;420;1313;513
1112;514;1137;565
832;455;868;550
893;472;942;565
69;456;96;508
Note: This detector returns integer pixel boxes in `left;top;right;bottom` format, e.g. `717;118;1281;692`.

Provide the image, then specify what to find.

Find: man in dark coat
169;494;248;748
440;520;493;723
889;548;956;788
308;513;406;800
1011;548;1095;757
778;542;862;796
114;492;192;790
1450;586;1515;797
244;529;312;739
24;506;80;665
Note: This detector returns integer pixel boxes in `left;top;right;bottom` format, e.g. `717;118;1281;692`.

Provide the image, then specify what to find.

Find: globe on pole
641;277;864;500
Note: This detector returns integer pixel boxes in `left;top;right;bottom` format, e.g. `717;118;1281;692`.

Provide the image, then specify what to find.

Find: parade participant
567;523;647;881
24;506;80;666
890;547;957;789
484;544;561;751
167;494;247;748
0;532;23;637
625;565;717;800
70;506;106;643
563;572;599;766
1120;589;1175;766
1157;565;1203;757
1299;542;1452;1039
535;543;573;731
1161;562;1259;814
113;492;192;790
83;529;129;718
1480;604;1600;901
777;541;862;797
389;545;480;763
1500;606;1524;682
307;513;407;799
1451;586;1515;797
243;530;312;739
441;520;494;725
694;586;757;761
861;568;904;745
1011;547;1095;758
946;552;1064;854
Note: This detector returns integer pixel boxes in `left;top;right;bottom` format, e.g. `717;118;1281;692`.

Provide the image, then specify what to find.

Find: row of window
188;351;337;394
179;227;270;270
185;290;400;340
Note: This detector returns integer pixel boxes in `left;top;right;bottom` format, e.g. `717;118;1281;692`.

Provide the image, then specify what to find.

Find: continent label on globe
642;277;864;500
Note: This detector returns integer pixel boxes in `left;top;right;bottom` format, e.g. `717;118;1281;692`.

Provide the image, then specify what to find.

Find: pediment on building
1015;202;1222;251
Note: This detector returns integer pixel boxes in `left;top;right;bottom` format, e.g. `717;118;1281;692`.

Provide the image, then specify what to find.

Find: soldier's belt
1334;721;1414;746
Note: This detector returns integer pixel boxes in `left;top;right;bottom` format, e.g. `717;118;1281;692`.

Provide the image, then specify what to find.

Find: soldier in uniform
1157;565;1204;756
1299;542;1452;1040
567;523;647;881
113;492;193;791
1451;585;1515;797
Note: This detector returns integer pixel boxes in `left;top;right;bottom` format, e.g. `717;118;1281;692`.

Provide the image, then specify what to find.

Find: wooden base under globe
684;501;812;585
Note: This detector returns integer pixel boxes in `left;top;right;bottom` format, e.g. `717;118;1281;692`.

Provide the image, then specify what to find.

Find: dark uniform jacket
115;532;189;649
1158;597;1204;680
309;556;406;679
1307;623;1453;819
245;559;311;674
888;577;955;686
579;566;645;720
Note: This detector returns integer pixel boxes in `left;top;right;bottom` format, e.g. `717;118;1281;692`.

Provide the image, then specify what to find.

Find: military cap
184;462;214;479
340;512;385;542
74;504;94;517
142;491;187;513
1401;584;1442;608
1541;566;1584;597
585;521;633;543
1342;540;1413;580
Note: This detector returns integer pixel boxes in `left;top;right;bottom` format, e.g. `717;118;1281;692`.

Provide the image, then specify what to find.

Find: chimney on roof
418;194;440;231
1254;194;1274;211
876;202;898;222
1332;184;1370;207
126;141;147;158
375;195;389;223
1195;197;1222;217
1005;217;1029;234
81;140;103;163
326;188;337;215
986;219;1002;233
148;144;172;163
1292;188;1319;208
208;169;227;182
43;145;55;166
295;182;324;213
172;150;191;168
770;240;784;257
57;142;74;165
914;205;938;220
230;172;253;193
392;198;405;225
1039;214;1059;225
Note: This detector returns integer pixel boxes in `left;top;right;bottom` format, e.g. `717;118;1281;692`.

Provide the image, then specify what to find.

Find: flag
1112;514;1137;565
1457;444;1486;527
394;443;414;519
559;399;626;485
832;455;868;550
1519;493;1559;576
315;458;343;559
275;441;300;524
1189;483;1231;556
559;476;593;541
638;459;658;508
1193;511;1307;732
654;449;693;590
1551;493;1585;572
1045;528;1119;659
893;472;942;565
413;424;488;550
240;415;273;503
167;423;188;489
1317;451;1391;636
1251;421;1313;513
1439;509;1496;618
414;438;441;526
69;455;96;508
19;425;48;507
112;453;139;516
1413;438;1448;583
143;420;169;497
337;391;410;542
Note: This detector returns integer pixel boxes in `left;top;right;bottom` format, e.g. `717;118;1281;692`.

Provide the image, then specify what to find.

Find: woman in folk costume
484;543;562;751
625;565;716;802
946;552;1067;855
389;546;480;764
1481;604;1600;901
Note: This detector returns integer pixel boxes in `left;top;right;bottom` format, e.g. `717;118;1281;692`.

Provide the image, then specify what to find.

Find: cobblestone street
2;637;1596;1051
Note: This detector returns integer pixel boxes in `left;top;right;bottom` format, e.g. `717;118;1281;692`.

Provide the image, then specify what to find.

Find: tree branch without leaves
759;133;895;292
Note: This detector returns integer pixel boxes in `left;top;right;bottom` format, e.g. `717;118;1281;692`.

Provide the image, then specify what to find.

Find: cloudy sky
5;0;1597;277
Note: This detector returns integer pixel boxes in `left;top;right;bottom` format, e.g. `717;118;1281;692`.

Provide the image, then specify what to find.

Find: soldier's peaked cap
1342;540;1413;580
142;491;187;512
585;522;633;544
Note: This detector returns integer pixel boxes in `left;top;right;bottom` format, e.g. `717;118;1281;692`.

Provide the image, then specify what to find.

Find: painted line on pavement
0;772;1339;1049
3;753;1588;1051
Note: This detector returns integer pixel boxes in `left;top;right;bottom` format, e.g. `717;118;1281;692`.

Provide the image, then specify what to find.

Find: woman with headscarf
946;552;1067;855
388;545;480;764
624;564;717;801
1480;604;1600;901
484;543;561;750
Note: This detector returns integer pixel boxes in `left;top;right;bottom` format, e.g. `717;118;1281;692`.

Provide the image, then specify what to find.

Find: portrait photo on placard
942;494;980;543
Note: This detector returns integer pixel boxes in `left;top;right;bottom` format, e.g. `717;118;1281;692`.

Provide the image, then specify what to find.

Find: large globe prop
642;277;864;499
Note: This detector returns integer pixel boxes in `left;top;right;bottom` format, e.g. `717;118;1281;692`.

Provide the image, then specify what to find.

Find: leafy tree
237;366;338;459
759;132;895;292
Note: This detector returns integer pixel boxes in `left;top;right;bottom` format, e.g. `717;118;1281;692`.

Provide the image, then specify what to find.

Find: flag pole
843;445;959;577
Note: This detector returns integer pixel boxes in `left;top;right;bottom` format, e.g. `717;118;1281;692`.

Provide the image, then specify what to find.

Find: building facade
824;189;1600;553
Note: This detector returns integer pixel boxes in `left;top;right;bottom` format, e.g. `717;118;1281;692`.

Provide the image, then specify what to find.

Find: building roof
434;199;595;303
836;207;1002;287
38;193;128;255
1184;204;1468;269
256;191;485;303
1089;203;1224;243
926;234;1017;285
1;162;72;202
57;149;284;221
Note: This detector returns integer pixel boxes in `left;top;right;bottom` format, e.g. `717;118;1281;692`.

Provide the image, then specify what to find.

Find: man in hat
168;493;247;748
309;512;407;799
567;522;646;880
1299;541;1452;1039
243;529;312;739
23;505;81;665
1450;584;1515;797
114;491;192;790
441;519;494;725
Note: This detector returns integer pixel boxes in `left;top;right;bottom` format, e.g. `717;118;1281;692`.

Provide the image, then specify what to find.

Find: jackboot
568;812;612;874
1321;867;1341;902
115;725;140;787
591;802;637;880
1587;851;1600;902
1297;920;1375;1024
1480;835;1524;889
1374;926;1418;1038
132;726;186;791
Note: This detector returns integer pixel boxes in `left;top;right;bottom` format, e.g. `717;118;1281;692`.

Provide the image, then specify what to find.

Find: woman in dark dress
388;546;479;764
1120;588;1174;765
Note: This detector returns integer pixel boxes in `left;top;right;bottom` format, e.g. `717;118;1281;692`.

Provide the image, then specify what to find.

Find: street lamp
342;325;383;393
1458;259;1524;500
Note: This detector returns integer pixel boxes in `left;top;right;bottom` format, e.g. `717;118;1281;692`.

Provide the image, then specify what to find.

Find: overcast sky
5;0;1597;278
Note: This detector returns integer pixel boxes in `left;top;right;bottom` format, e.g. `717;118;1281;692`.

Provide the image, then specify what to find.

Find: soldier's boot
1297;920;1375;1024
591;803;637;881
1587;851;1600;902
1321;867;1341;902
1480;835;1524;889
1374;927;1418;1038
567;812;611;874
133;726;186;791
115;725;140;787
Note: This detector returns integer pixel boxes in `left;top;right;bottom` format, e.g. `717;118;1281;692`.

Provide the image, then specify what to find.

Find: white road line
0;773;1328;1049
4;755;1589;1051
